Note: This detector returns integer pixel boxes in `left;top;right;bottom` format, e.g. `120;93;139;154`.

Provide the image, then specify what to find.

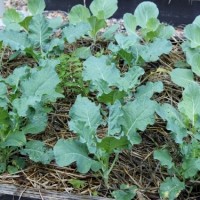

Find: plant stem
103;152;119;188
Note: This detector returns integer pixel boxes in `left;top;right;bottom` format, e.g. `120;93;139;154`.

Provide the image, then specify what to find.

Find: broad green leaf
102;24;120;40
118;49;133;66
0;82;8;109
146;18;160;31
184;24;200;48
182;158;200;178
73;47;92;59
98;136;129;154
154;149;174;169
170;68;194;88
68;5;91;24
139;38;172;62
123;13;136;35
193;15;200;27
69;95;102;131
117;66;144;92
68;95;102;152
98;90;126;105
83;56;120;95
28;0;45;15
134;2;159;28
13;96;41;117
21;140;54;164
121;98;157;144
190;53;200;76
29;14;52;49
0;109;9;135
159;177;185;200
47;17;63;29
54;139;101;173
89;0;118;19
88;16;106;39
107;101;123;135
135;81;163;99
156;103;188;143
22;112;47;134
63;22;91;43
178;82;200;126
115;33;138;49
20;64;63;102
19;16;32;31
156;24;175;39
6;66;30;88
45;38;64;53
3;8;22;30
112;184;137;200
0;30;30;50
2;132;26;147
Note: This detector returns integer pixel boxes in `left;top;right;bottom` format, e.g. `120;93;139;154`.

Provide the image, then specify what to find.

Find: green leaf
22;112;47;134
0;82;8;109
193;15;200;27
98;90;126;105
97;136;129;154
170;68;194;88
6;66;30;88
3;8;22;30
21;140;54;164
68;179;86;189
115;33;138;49
135;81;163;99
178;82;200;126
68;95;102;152
139;38;172;62
54;139;101;173
117;66;144;92
121;98;157;145
107;101;123;135
2;132;26;147
20;64;63;102
88;16;106;39
102;24;119;40
73;47;92;59
159;177;185;200
190;53;200;76
89;0;118;19
156;24;175;40
0;30;30;50
184;24;200;48
112;184;137;200
19;16;32;31
154;149;174;169
28;14;52;49
28;0;45;15
182;158;200;178
123;13;137;35
134;2;159;28
63;22;91;43
156;103;188;143
68;5;91;24
118;49;133;66
83;56;120;95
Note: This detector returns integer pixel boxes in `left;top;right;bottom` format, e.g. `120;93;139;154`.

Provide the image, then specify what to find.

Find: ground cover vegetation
0;0;200;199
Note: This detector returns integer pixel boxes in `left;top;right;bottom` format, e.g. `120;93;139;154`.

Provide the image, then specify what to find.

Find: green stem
103;152;119;188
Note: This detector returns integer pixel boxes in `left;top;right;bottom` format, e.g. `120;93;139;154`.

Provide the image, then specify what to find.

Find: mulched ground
1;1;200;199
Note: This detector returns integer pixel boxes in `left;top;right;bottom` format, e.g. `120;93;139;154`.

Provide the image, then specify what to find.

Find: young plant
63;0;118;42
0;62;63;173
108;1;175;66
154;68;200;199
54;55;163;187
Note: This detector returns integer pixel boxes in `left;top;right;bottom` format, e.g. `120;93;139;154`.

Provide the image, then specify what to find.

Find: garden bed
1;0;200;200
